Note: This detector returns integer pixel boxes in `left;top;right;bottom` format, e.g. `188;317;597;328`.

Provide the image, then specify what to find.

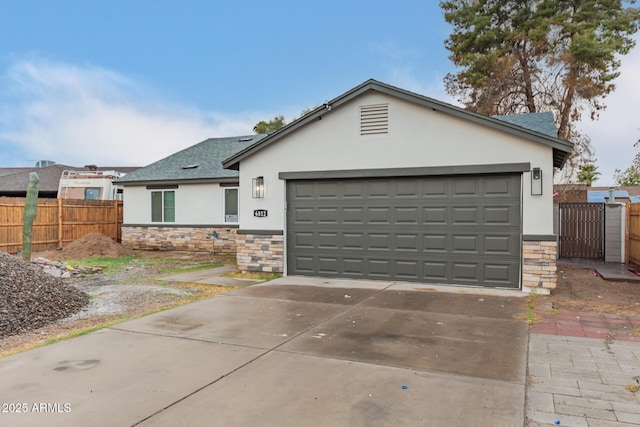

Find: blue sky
0;1;638;185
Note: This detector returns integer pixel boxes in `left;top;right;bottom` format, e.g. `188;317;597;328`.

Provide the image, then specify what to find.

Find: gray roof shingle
116;135;267;184
493;111;558;138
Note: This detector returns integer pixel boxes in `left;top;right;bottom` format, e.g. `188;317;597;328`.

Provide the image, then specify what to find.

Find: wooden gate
558;203;604;259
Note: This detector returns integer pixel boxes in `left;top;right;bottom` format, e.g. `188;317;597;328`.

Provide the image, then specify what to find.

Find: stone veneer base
236;233;284;273
122;226;237;253
522;240;557;295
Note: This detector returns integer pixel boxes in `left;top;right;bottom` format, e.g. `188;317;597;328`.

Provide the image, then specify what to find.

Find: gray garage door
286;174;521;288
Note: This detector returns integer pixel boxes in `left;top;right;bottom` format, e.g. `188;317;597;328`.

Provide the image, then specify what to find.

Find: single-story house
121;79;573;293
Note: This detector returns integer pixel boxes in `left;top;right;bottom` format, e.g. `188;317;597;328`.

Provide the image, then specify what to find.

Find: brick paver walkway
530;311;640;343
527;311;640;426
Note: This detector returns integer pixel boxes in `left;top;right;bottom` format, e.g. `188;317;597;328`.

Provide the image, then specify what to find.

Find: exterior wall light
531;168;542;196
252;176;264;198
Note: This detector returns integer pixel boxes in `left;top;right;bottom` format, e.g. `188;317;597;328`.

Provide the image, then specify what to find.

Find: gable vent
360;104;389;135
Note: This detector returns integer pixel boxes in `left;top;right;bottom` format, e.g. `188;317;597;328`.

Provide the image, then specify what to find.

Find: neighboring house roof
588;190;640;203
115;135;267;185
222;79;574;170
0;164;141;195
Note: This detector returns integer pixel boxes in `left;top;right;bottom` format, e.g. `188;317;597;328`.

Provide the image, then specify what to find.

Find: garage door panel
292;207;314;224
317;182;340;199
423;261;448;280
343;182;366;199
423;207;448;224
396;234;419;252
452;207;480;224
367;259;392;278
317;233;339;250
368;181;392;198
368;207;392;224
343;207;365;224
423;180;447;197
452;263;479;281
318;208;339;224
368;233;391;251
452;235;479;253
287;175;521;288
484;206;511;224
484;235;513;253
395;207;419;224
453;179;478;196
291;232;314;249
484;264;513;283
424;234;448;252
484;177;512;196
396;180;420;198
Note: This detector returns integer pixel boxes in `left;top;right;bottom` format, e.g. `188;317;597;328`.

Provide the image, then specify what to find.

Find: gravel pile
0;250;88;339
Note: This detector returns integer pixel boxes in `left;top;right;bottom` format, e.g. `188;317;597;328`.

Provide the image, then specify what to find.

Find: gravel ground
0;251;88;338
0;251;232;357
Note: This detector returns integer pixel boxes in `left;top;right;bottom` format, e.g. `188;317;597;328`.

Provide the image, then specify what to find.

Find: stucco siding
238;92;554;235
123;183;229;225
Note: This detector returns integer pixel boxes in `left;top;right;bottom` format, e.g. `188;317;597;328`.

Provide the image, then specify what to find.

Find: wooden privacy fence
628;203;640;267
0;197;123;253
558;203;605;259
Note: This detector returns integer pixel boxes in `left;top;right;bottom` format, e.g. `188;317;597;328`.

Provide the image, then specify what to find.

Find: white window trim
223;187;239;225
151;190;176;223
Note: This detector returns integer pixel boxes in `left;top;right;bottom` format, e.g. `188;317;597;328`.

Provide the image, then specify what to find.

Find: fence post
114;199;118;241
58;198;63;249
626;202;631;265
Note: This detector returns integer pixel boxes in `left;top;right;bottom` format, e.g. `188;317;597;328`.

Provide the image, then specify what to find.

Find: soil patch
542;261;640;316
42;233;133;260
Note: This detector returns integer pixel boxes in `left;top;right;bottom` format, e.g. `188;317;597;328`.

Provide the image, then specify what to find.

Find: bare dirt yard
543;261;640;316
1;234;237;357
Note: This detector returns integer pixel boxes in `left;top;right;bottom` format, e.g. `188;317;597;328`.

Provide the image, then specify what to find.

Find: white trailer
57;170;126;200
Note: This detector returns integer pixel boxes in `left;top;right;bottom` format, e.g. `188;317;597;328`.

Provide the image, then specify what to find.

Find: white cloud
0;59;265;167
579;42;640;186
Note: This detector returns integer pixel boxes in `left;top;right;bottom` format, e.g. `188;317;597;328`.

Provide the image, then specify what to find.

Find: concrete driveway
0;277;527;427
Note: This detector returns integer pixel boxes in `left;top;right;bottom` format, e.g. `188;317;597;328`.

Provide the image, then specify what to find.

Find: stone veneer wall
122;226;237;253
522;240;557;294
236;232;284;273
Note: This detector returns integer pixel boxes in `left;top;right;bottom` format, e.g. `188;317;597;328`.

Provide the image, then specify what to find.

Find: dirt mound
0;251;88;338
57;233;133;259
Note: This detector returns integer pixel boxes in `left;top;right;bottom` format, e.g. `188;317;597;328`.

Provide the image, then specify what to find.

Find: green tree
576;164;601;186
614;140;640;185
253;116;285;134
441;0;640;176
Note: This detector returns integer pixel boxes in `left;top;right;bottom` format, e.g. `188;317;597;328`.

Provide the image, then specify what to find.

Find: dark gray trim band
237;229;284;235
523;234;557;241
279;163;530;181
122;224;239;229
146;184;179;190
219;182;239;187
119;177;240;186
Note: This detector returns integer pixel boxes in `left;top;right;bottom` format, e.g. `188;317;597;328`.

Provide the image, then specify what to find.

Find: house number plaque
253;209;268;218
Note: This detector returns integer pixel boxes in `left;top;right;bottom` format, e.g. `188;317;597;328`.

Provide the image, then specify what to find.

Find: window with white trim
151;190;175;222
224;188;238;223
